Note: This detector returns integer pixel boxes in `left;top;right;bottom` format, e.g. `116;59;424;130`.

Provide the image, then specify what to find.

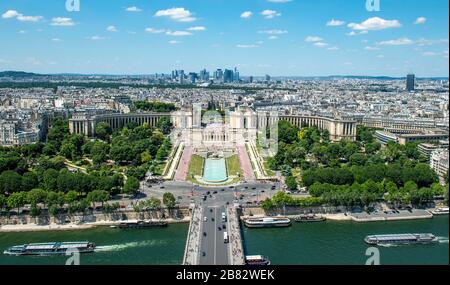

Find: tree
156;117;173;134
147;197;162;209
278;120;299;144
261;198;274;212
285;176;298;191
21;172;38;192
7;192;27;213
91;141;110;164
0;170;22;194
163;192;176;208
95;122;112;141
0;194;6;210
123;177;140;196
26;189;47;206
65;190;79;204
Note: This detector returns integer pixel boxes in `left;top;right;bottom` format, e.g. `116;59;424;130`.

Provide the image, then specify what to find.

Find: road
198;205;229;265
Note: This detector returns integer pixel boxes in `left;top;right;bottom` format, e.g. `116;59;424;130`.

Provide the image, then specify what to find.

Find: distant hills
0;71;47;78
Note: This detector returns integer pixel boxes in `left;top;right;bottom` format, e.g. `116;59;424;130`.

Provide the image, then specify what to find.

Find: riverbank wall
0;207;192;233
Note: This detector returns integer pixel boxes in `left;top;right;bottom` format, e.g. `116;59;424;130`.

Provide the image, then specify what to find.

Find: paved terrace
237;145;256;182
183;205;203;265
227;206;245;265
174;146;193;181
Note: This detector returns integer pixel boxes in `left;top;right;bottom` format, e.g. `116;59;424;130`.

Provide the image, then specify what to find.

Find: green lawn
187;154;204;182
226;155;242;177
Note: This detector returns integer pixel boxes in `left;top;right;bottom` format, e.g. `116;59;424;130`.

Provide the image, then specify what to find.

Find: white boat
431;207;449;215
244;217;291;228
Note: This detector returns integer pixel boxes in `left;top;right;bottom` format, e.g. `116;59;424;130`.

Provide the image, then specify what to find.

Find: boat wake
95;240;167;252
377;243;400;248
436;236;449;244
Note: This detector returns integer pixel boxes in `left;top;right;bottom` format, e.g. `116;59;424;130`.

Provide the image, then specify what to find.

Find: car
202;252;206;257
203;196;207;201
206;191;210;195
203;232;207;237
261;190;265;193
218;227;222;231
229;186;234;189
222;224;226;229
244;186;248;189
210;208;213;212
213;190;217;194
251;193;257;197
211;218;215;222
221;189;225;192
252;187;256;190
177;196;183;200
226;202;230;205
160;186;165;189
204;217;208;222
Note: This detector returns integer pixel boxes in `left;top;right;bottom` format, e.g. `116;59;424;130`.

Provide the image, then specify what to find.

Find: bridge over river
183;204;245;265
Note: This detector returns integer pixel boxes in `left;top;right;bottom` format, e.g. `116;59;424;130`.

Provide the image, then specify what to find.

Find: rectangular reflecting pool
203;158;228;183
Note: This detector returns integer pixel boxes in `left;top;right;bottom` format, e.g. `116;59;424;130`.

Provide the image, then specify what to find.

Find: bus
222;212;227;222
223;231;229;243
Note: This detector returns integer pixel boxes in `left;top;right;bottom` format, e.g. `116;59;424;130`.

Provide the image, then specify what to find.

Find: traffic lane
199;207;217;265
215;206;229;265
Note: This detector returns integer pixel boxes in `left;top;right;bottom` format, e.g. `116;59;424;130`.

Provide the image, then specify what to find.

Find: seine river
0;217;448;265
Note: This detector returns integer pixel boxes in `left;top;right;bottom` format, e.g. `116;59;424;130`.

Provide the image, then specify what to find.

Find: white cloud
89;36;106;41
348;17;401;31
346;31;357;36
422;51;437;56
187;26;206;31
314;42;328;48
19;30;27;34
145;28;166;34
258;29;288;35
155;8;196;22
126;6;142;12
415;17;427;24
107;26;117;32
416;38;449;46
241;11;253;19
261;10;281;19
305;36;323;42
51;38;62;42
51;17;75;26
268;36;278;40
377;55;385;58
2;10;19;19
327;46;339;51
377;38;414;46
169;40;181;45
364;46;380;51
166;30;193;36
237;44;260;48
2;10;43;22
327;19;345;26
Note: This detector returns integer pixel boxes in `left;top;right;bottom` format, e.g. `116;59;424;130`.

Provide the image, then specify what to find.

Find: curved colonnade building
69;108;357;142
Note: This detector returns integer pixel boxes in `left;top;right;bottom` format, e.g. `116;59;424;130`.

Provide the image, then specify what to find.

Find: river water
0;217;447;265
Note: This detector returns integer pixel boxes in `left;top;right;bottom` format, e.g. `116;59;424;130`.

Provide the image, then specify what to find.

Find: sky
0;0;448;77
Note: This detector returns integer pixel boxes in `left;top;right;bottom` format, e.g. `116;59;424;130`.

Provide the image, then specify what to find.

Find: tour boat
4;241;96;256
364;233;438;245
244;217;291;228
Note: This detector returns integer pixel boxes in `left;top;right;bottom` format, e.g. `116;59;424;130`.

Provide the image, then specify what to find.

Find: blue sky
0;0;448;76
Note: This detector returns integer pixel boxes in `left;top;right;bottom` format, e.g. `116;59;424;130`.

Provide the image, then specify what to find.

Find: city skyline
0;0;449;76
